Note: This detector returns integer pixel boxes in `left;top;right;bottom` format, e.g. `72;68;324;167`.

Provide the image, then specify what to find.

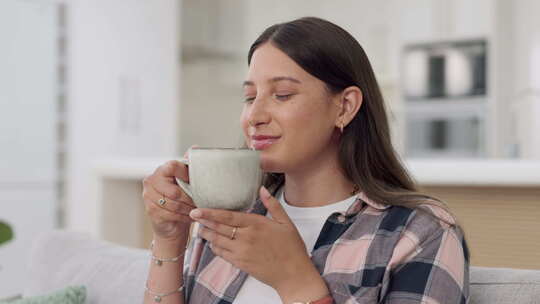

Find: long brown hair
244;17;454;222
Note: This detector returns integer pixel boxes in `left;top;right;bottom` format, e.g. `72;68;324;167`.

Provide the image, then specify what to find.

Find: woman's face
240;43;340;173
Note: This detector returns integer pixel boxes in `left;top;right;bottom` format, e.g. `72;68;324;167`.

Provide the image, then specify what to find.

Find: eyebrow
242;76;302;87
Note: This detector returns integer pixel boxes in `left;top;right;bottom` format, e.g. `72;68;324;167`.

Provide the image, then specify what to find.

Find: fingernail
260;186;271;199
190;209;202;219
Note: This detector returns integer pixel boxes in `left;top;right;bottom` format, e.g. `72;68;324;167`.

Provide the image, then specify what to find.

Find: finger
199;225;235;252
155;160;189;183
197;218;236;240
176;144;199;180
208;242;235;263
143;180;194;215
143;191;192;222
260;186;291;224
189;208;254;228
149;203;192;222
146;173;193;205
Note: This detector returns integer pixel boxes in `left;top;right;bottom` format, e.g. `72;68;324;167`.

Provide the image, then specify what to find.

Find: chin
258;155;283;174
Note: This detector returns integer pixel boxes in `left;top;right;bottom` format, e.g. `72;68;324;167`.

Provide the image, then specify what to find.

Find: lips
250;135;280;150
251;135;280;140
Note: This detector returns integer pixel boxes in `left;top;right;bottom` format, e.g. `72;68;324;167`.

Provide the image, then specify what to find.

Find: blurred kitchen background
1;0;539;297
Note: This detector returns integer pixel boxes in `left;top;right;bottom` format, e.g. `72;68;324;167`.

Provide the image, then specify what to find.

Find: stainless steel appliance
401;40;487;158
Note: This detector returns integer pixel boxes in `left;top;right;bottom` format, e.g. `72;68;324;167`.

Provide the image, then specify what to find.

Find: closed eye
274;94;294;101
244;96;256;103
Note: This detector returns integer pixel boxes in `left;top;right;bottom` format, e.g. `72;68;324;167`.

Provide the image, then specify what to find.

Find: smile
251;137;280;150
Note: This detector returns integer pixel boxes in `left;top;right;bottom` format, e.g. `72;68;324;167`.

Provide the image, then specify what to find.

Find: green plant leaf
0;221;14;246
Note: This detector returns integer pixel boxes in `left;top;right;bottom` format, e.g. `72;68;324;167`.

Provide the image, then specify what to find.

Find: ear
334;86;363;128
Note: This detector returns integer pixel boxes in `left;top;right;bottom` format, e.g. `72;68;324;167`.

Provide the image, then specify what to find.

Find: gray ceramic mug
175;147;263;210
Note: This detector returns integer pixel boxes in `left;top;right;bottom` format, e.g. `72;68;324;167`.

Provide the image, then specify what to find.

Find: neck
282;150;356;207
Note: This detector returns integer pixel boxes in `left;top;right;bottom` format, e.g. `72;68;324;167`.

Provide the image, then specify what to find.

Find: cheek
288;104;332;138
279;110;328;158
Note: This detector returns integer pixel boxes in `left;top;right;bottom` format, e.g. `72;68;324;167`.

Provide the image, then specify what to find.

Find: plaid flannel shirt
183;185;470;304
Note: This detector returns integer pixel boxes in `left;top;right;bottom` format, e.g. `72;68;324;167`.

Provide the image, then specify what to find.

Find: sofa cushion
470;266;540;303
24;230;150;304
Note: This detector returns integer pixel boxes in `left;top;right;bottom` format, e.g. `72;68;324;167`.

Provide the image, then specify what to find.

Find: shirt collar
345;191;390;215
248;183;390;217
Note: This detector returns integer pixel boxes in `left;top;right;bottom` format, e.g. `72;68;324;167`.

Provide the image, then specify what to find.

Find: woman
142;17;469;304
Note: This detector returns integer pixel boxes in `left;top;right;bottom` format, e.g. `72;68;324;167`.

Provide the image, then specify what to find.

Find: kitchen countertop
404;158;540;186
93;158;540;187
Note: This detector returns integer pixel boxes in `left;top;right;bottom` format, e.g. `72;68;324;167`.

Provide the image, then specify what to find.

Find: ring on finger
158;195;167;206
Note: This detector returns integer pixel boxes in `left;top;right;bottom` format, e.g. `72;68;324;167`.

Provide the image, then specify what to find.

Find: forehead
246;43;313;84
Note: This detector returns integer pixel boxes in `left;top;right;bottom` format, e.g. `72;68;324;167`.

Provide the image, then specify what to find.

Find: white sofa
24;230;540;304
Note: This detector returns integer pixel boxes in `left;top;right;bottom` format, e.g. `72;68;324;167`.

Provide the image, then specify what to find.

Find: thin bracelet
145;282;184;303
150;239;188;266
151;252;184;266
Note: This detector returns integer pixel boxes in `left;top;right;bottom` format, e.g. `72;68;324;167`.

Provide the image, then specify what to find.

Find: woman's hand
142;149;197;243
190;186;329;302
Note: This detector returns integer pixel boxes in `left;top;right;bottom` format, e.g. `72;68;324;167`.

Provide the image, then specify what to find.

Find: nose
247;97;271;127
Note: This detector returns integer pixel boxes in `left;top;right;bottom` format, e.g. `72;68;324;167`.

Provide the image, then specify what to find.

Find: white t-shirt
232;186;358;304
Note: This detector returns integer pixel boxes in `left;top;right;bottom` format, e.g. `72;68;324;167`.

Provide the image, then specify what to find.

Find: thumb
260;186;290;224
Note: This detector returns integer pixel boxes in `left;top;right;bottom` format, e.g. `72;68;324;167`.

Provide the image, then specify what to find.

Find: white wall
0;1;57;297
508;0;540;158
66;0;181;236
0;1;58;185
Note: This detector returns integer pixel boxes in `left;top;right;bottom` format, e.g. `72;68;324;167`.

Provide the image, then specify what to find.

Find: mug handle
175;158;193;199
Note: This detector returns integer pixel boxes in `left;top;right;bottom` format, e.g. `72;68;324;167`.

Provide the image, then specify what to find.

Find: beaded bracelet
151;252;184;266
145;282;184;303
149;240;186;266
